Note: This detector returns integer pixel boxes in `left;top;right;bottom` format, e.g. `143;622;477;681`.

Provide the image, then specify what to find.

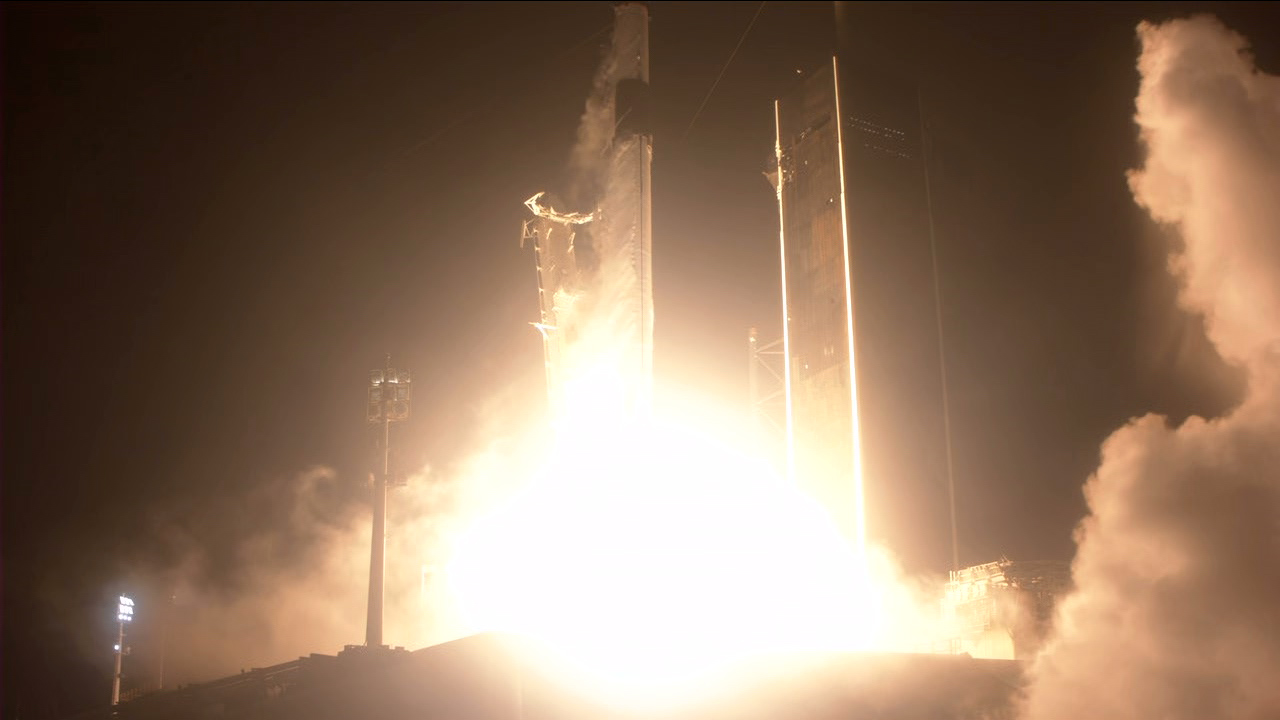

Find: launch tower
772;54;930;554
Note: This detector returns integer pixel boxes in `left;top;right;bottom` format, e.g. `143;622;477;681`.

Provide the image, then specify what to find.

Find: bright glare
446;383;884;708
118;595;134;623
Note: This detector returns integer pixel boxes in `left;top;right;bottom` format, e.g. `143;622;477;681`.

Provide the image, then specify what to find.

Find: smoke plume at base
1022;16;1280;720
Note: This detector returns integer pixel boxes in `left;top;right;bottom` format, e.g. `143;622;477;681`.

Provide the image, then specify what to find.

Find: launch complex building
771;25;1070;662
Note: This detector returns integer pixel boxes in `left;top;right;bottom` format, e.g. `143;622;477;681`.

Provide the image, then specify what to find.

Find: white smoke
143;405;546;686
1022;17;1280;720
566;32;618;210
147;466;366;684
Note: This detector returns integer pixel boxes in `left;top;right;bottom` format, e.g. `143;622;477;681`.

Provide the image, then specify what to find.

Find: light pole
157;592;174;691
365;356;411;648
112;595;134;706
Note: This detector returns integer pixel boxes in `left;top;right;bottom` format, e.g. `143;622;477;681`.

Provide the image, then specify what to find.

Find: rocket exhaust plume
454;7;909;709
1023;17;1280;720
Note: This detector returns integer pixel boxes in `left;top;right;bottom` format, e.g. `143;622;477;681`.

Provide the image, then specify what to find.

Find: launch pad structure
522;193;588;420
940;558;1072;660
772;48;1074;663
81;635;1025;720
364;358;412;649
772;56;868;554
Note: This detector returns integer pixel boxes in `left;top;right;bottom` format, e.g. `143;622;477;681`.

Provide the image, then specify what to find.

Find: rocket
524;2;653;420
598;1;653;413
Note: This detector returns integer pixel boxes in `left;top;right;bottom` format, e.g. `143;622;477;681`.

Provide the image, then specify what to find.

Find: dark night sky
4;2;1278;717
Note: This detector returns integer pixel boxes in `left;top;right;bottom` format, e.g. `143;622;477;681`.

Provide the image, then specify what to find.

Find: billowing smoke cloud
151;466;367;684
1022;17;1280;720
136;409;544;687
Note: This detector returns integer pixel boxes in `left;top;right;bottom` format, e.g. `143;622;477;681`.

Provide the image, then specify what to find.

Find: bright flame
445;379;885;708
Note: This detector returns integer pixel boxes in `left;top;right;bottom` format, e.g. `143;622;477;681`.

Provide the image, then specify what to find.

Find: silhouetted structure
941;558;1073;660
79;634;1023;720
772;49;931;554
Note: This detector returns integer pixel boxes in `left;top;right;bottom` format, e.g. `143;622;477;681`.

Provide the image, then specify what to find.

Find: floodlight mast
366;355;411;648
112;595;134;706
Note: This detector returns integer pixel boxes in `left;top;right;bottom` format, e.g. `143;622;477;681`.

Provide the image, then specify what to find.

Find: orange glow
444;71;888;700
444;372;885;709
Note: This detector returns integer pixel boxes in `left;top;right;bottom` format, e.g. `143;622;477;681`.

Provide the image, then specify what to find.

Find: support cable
683;1;767;140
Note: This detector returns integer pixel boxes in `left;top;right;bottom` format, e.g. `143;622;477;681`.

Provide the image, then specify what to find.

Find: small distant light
114;643;121;652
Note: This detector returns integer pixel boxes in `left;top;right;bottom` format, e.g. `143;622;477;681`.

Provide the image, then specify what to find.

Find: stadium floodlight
117;595;135;623
367;361;411;423
112;595;134;705
365;356;412;649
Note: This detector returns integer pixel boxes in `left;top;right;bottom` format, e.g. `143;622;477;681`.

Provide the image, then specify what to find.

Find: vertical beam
366;359;391;648
773;100;796;486
831;56;867;560
918;89;960;571
748;327;760;426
